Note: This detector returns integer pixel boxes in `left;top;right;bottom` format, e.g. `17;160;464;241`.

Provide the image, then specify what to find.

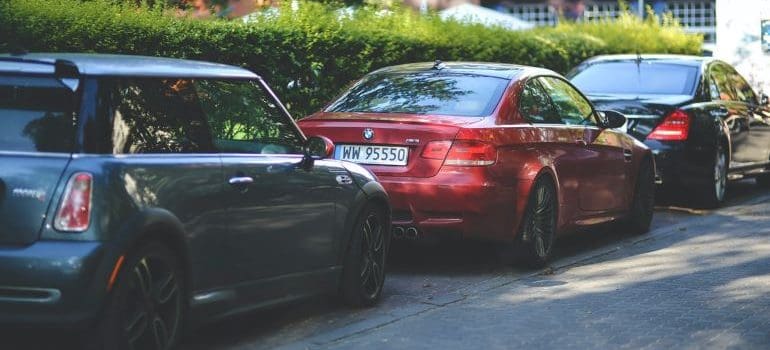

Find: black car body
569;55;770;206
0;53;391;348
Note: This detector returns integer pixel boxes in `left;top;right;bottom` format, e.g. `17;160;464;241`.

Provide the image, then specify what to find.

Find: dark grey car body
0;53;389;328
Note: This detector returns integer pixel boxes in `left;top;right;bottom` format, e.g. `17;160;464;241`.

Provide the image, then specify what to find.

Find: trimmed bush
0;0;702;116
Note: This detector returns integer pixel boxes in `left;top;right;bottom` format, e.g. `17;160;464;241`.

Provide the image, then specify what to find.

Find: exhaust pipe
392;226;405;239
405;227;419;241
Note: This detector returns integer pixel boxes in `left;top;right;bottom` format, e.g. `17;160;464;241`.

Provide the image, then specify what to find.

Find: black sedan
569;55;770;207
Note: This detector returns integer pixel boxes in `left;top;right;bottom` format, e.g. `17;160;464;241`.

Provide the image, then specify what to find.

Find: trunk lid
0;155;71;244
587;93;694;141
300;112;482;177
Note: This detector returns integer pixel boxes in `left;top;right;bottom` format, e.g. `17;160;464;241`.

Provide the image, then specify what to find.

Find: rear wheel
757;173;770;187
516;177;557;268
695;142;727;209
625;158;655;234
339;204;390;307
99;242;185;350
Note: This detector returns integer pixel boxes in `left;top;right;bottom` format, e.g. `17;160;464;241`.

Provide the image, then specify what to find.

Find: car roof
0;53;259;79
579;54;712;67
371;62;536;80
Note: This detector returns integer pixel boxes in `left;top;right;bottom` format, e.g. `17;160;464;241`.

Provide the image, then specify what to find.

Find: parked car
0;53;391;349
568;55;770;207
299;61;654;266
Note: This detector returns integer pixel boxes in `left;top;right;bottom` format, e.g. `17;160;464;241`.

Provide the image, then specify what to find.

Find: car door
196;79;339;284
726;66;770;165
709;63;753;166
538;77;627;213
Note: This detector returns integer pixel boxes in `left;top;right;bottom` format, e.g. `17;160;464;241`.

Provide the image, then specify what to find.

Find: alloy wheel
714;147;727;202
122;256;182;350
359;213;385;300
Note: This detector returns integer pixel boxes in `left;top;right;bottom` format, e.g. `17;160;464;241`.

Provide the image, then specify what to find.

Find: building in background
715;0;770;94
491;0;716;43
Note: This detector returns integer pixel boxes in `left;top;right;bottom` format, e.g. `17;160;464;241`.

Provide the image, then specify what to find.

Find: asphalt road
5;180;769;349
180;179;770;350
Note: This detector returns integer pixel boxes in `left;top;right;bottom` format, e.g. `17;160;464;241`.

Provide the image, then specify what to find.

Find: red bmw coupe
299;62;655;265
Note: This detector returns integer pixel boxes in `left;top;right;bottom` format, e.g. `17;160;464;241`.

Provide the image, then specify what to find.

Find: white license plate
335;144;408;166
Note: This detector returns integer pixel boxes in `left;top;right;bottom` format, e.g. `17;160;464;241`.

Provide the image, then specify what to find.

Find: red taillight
54;172;93;232
647;110;691;141
444;140;497;166
421;140;453;160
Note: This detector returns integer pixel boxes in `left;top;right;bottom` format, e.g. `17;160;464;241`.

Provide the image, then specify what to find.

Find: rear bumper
378;167;522;241
0;241;112;327
645;140;713;187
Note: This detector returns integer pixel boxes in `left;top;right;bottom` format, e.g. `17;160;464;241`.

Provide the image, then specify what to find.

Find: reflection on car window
538;77;596;126
0;76;76;153
709;64;738;101
519;80;561;124
326;72;509;117
109;78;302;155
196;80;303;155
570;62;698;95
112;79;215;154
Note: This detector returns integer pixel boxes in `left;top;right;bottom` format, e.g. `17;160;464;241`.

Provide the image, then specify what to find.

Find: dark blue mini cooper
0;53;391;349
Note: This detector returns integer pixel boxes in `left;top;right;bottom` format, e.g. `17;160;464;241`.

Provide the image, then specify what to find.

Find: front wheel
516;177;558;268
98;242;186;350
339;204;390;307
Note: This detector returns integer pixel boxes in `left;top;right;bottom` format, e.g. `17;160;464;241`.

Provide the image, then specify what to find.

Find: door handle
575;139;587;147
623;149;633;162
228;176;254;185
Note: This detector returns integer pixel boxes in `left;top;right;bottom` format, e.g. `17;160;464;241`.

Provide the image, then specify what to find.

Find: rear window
0;75;77;153
325;72;509;117
570;62;699;95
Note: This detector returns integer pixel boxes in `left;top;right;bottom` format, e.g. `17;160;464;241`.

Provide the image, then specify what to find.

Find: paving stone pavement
319;200;770;349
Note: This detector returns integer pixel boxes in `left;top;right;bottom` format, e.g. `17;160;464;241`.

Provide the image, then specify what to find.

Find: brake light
421;140;452;160
647;110;691;141
54;172;93;232
444;140;497;166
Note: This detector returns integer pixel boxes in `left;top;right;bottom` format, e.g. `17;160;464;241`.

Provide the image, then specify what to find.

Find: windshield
0;75;77;153
325;72;509;117
570;62;699;95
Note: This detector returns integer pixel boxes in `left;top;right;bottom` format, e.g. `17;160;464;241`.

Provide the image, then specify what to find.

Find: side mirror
761;93;769;105
304;135;335;160
598;110;627;129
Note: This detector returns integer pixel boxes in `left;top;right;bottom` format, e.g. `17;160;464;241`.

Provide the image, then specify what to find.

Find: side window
538;77;597;126
518;79;561;124
196;80;303;155
111;78;215;154
728;68;757;104
709;64;738;101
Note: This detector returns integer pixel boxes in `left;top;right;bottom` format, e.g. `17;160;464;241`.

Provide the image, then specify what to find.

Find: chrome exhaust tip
405;227;419;240
392;226;405;239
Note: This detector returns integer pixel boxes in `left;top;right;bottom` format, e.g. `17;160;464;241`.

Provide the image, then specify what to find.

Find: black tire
757;174;770;188
339;204;390;307
695;142;728;209
516;177;557;268
98;242;186;350
625;158;655;234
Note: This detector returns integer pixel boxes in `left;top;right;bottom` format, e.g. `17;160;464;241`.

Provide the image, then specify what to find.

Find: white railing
499;0;716;43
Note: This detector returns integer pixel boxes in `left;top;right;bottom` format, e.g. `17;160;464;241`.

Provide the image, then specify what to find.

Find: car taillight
421;140;453;160
647;110;691;141
444;140;497;166
54;172;93;232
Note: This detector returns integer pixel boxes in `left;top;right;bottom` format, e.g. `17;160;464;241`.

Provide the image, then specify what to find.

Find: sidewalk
324;198;770;349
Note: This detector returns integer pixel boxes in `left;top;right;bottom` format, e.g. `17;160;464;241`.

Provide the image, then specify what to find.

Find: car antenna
432;60;446;70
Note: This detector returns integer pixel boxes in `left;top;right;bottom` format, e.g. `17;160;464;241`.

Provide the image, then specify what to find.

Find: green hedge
0;0;702;117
